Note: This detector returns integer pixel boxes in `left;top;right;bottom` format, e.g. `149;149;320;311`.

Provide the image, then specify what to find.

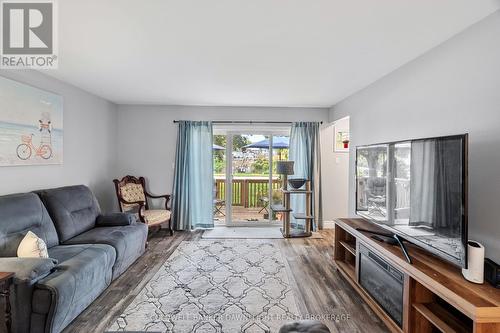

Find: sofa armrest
0;257;57;285
96;213;136;227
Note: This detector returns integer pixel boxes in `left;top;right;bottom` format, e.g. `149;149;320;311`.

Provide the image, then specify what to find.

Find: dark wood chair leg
168;219;174;236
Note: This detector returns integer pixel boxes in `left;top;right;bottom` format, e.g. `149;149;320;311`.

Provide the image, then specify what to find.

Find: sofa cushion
63;223;147;279
0;193;59;256
36;185;101;242
34;244;116;333
96;212;137;227
48;243;114;264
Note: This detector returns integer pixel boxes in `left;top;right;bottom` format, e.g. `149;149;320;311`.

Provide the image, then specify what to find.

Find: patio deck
214;176;282;208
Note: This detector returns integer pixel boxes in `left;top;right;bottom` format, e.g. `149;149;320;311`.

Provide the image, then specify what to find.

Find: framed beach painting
0;76;63;166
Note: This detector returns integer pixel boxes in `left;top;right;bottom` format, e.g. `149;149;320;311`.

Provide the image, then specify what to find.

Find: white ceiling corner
47;0;500;107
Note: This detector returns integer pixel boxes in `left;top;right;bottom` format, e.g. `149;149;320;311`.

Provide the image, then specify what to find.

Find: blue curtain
289;122;323;230
171;121;214;230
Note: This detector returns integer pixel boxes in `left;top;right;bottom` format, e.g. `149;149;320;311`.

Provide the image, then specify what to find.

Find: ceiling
47;0;500;107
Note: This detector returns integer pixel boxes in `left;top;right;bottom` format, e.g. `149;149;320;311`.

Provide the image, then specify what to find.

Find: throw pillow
17;231;49;258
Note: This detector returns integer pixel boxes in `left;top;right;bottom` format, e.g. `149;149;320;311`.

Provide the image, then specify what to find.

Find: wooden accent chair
113;175;173;235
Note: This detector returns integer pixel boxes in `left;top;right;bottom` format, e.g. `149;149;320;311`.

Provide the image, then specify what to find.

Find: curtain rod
172;120;323;124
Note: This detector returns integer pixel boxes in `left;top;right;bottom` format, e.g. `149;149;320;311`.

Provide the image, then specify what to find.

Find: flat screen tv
355;134;468;268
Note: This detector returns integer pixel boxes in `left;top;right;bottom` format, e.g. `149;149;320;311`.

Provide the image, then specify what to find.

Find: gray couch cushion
96;212;136;227
36;185;101;242
34;244;116;333
63;223;147;279
0;193;59;256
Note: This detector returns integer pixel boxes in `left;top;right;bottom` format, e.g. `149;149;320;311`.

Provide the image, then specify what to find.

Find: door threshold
222;222;282;227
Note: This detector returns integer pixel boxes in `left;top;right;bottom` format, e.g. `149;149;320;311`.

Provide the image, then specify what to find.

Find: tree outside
213;135;288;176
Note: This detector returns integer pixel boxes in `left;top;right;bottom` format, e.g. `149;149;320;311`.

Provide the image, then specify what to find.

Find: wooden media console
334;218;500;333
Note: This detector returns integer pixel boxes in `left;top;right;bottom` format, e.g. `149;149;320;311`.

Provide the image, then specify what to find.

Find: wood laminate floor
63;229;388;333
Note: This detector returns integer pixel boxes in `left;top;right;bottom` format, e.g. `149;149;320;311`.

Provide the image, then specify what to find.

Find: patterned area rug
107;240;300;332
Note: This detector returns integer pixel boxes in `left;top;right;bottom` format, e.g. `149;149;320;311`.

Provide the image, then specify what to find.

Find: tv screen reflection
356;136;465;264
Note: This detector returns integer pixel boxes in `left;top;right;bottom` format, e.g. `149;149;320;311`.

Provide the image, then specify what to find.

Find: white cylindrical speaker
462;240;485;284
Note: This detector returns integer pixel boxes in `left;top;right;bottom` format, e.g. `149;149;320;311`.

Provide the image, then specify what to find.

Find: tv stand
334;218;500;333
356;228;412;264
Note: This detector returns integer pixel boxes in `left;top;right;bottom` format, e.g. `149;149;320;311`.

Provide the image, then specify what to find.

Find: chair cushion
144;209;171;226
120;183;146;212
36;185;101;242
62;223;147;279
0;193;59;256
34;244;116;333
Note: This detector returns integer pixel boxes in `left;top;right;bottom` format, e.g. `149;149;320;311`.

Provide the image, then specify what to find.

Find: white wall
0;74;333;214
115;105;329;209
330;11;500;262
0;70;118;211
321;117;350;225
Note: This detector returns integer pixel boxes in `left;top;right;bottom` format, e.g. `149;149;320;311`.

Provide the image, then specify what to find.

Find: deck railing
215;178;281;208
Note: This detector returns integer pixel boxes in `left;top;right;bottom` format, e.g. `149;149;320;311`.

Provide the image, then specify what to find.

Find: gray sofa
0;185;148;333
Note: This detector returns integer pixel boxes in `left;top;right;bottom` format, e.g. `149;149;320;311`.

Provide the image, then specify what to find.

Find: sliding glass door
213;129;289;226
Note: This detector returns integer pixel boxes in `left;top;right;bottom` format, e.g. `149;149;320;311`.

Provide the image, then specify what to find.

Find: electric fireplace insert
359;244;404;327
